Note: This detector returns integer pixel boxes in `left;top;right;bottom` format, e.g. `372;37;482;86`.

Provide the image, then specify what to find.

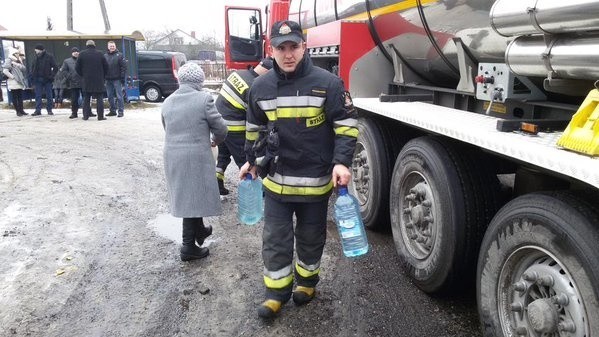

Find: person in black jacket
76;40;108;120
104;41;127;117
31;44;58;116
214;57;272;195
61;47;83;118
238;20;358;319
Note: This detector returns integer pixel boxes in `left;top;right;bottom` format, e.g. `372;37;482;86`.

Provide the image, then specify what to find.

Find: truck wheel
144;85;162;103
350;117;395;230
390;136;500;293
477;192;599;337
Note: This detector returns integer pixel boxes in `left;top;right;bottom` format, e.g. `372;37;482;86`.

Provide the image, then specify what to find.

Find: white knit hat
178;63;205;86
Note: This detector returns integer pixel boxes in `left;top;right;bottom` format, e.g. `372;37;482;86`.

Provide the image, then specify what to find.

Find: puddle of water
148;213;220;247
148;213;181;244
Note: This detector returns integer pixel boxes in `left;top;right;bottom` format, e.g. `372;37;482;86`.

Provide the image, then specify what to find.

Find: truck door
224;6;263;70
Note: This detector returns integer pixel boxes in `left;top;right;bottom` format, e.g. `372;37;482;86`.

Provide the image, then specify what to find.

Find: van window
140;55;167;69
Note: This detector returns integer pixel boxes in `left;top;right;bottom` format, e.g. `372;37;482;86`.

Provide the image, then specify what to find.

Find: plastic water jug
238;173;263;225
334;186;369;257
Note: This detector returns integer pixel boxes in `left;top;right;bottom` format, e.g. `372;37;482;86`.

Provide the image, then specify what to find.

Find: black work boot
292;286;316;306
257;299;282;319
217;178;229;196
180;220;209;261
195;219;213;247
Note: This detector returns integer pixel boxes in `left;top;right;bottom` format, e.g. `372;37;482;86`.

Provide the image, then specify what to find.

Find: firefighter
239;20;358;319
215;57;273;195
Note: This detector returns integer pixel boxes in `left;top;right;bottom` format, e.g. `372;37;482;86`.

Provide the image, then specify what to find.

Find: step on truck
223;1;599;336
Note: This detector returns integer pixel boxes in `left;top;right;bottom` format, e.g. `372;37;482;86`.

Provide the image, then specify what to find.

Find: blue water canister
334;185;369;257
238;173;263;225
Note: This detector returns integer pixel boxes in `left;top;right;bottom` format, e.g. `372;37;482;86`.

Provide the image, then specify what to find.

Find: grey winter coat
60;57;82;89
2;54;27;90
161;85;228;218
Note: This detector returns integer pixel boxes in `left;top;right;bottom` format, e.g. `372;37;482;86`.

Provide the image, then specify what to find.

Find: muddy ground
0;102;481;337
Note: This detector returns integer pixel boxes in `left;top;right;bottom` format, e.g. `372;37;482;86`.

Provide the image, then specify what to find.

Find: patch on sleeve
343;91;357;113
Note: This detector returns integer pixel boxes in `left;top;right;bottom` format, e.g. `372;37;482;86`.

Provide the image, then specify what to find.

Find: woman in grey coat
161;62;227;261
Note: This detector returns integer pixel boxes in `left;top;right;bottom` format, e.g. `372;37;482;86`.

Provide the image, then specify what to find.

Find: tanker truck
223;1;599;335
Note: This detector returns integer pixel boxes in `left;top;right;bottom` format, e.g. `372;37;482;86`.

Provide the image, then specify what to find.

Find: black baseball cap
270;20;304;47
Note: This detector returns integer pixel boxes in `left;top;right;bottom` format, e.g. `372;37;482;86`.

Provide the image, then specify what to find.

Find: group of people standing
161;20;359;320
2;40;127;120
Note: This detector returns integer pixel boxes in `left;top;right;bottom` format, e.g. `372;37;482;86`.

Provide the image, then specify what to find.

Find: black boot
181;218;209;261
195;218;213;247
217;178;229;195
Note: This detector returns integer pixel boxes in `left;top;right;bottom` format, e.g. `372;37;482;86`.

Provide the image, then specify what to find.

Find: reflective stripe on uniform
334;118;358;128
268;172;331;187
295;260;320;278
277;96;325;107
264;265;294;289
257;99;278;111
263;176;333;196
220;84;247;110
216;171;224;180
246;122;261;132
246;130;259;141
225;119;246;132
334;126;359;138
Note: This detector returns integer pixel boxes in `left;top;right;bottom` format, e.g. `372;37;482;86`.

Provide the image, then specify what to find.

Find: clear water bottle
334;185;369;257
238;173;263;225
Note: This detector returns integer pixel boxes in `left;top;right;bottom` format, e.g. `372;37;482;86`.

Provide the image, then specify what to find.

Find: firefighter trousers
262;193;329;302
216;132;246;181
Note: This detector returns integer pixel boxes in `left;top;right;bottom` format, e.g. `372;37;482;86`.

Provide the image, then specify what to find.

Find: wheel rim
498;245;588;337
145;87;159;101
398;170;436;260
351;143;370;208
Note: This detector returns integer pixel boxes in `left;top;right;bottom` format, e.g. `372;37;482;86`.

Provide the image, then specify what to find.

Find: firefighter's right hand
239;162;258;180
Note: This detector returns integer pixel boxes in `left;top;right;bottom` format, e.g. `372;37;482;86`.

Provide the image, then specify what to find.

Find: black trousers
262;194;329;302
216;132;246;180
83;92;104;119
70;88;82;114
10;89;24;114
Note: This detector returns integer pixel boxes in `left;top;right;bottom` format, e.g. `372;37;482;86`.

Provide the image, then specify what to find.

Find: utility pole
99;0;111;34
67;0;73;31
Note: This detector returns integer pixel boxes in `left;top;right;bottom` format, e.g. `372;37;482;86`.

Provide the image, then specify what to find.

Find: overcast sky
0;0;266;41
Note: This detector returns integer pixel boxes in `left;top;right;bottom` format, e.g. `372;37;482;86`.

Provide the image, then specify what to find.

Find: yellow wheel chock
557;89;599;156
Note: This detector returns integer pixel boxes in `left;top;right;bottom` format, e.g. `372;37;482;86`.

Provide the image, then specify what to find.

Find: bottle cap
338;185;348;195
246;173;253;180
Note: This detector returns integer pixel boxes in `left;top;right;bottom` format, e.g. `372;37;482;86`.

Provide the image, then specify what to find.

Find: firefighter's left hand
332;164;351;187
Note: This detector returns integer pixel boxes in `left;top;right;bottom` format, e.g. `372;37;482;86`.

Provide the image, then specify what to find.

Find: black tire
390;136;500;293
477;192;599;337
144;85;162;103
349;117;395;230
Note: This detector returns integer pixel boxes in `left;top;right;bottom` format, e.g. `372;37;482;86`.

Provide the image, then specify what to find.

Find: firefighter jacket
215;68;259;133
245;55;358;202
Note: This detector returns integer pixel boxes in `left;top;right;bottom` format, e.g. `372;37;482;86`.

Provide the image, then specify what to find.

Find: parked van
137;51;186;102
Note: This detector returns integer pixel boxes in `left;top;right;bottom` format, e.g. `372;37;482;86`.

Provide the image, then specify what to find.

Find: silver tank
289;0;599;86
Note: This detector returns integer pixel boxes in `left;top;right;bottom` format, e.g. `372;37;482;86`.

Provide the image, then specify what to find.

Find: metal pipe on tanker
491;0;599;37
506;35;599;80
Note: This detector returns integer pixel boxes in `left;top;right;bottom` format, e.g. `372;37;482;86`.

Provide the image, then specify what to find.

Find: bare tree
137;29;172;51
46;17;54;31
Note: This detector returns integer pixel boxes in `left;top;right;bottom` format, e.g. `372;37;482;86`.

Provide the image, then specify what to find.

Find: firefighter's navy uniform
215;68;261;186
245;54;358;304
